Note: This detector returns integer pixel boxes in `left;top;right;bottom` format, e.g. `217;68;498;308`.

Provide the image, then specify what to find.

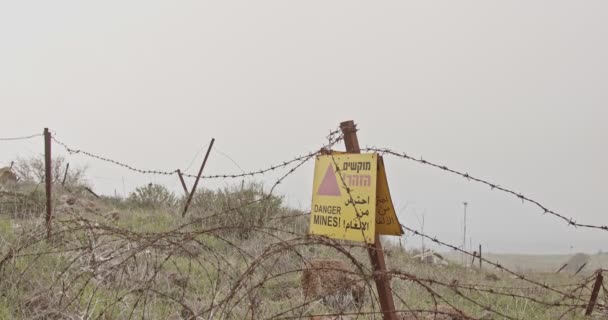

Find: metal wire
51;129;343;180
4;128;602;319
0;133;43;141
52;136;179;176
366;146;608;232
399;222;592;303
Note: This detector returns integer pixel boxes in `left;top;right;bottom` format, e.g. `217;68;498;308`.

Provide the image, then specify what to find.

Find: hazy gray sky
1;1;606;254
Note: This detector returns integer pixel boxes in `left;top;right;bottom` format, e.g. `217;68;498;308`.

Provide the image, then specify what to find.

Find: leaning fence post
340;120;397;320
44;128;52;240
84;187;100;199
177;169;189;195
585;270;604;316
182;139;215;217
62;163;70;186
575;263;588;276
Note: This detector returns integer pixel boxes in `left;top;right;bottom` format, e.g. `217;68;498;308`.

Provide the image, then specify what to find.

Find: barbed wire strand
51;136;179;176
366;146;608;232
0;133;43;141
51;129;343;181
399;223;592;303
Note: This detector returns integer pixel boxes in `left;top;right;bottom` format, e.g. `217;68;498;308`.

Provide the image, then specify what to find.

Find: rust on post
62;163;70;186
182;138;215;217
339;120;397;320
585;271;603;316
177;169;189;195
44;128;52;240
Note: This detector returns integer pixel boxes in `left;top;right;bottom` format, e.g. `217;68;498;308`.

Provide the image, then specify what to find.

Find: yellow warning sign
309;152;404;243
309;153;378;243
376;156;404;235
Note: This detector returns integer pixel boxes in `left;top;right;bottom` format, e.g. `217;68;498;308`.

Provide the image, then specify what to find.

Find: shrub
128;183;177;210
190;182;288;239
11;155;87;188
0;182;47;218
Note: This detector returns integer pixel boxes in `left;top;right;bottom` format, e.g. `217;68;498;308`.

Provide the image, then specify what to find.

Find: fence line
0;128;606;319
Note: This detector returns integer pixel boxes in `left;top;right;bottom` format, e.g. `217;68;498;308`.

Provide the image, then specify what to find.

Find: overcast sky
1;1;606;255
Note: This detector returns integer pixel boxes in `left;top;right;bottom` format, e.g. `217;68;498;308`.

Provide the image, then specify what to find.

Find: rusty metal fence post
182;139;215;217
340;120;397;320
479;244;482;269
177;169;189;195
585;270;604;316
44;128;52;240
61;163;69;186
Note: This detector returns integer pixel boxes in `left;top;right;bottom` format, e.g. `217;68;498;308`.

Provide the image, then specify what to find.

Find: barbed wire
51;129;343;181
392;269;601;320
323;149;601;319
3;129;605;319
366;146;608;232
184;129;344;179
0;133;43;141
2;183;603;319
180;133;342;224
457;281;591;291
181;153;315;179
51;136;179;176
272;309;477;320
400;223;595;303
391;230;606;319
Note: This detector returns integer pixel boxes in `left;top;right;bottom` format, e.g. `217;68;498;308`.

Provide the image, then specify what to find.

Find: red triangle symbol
317;164;341;196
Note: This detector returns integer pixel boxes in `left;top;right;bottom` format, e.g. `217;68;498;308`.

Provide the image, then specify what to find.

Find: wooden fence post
340;120;397;320
44;128;52;240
